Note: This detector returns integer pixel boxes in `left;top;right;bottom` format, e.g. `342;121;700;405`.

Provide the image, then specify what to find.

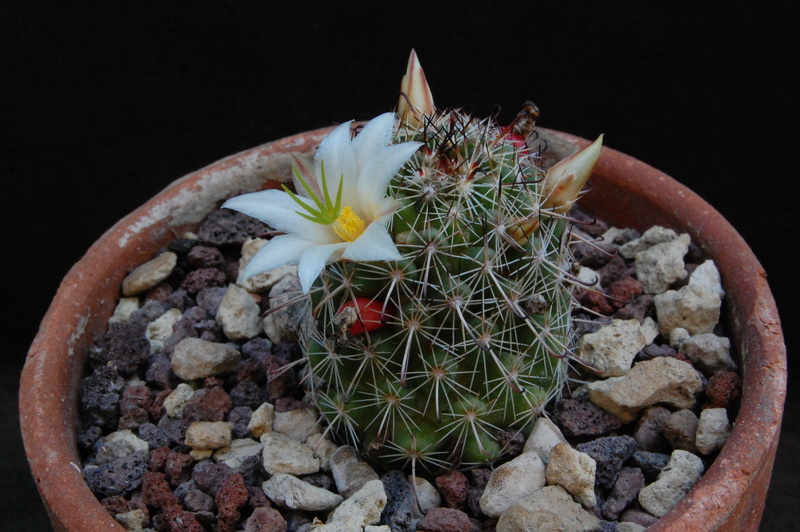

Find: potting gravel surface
77;206;741;532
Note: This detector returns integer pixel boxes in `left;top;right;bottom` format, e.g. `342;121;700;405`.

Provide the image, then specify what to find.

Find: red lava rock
705;370;742;409
182;386;233;424
149;446;172;472
160;504;205;532
149;388;172;421
204;376;226;389
416;507;475;532
145;282;175;302
245;506;287;532
141;471;179;511
197;209;269;246
187;245;225;270
614;293;655;322
180;267;227;295
216;473;249;532
579;289;614;316
435;471;469;510
264;355;297;402
606;277;643;310
165;451;195;486
554;396;625;437
101;494;149;521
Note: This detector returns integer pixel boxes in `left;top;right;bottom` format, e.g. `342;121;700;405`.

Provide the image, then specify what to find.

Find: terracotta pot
20;127;786;531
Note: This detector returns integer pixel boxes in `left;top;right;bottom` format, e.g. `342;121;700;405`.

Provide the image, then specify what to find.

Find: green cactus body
304;110;573;471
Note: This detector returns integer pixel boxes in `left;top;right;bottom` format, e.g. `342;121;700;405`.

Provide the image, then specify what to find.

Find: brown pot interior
20;128;786;531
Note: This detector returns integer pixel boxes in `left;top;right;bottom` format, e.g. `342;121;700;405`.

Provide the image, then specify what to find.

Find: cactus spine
301;54;600;471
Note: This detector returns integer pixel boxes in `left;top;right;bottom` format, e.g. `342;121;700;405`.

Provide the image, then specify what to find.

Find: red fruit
338;297;385;335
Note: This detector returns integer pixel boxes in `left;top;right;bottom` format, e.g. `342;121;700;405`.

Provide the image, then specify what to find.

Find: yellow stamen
332;206;366;242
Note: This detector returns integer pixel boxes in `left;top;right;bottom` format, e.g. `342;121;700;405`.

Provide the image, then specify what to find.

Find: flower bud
398;49;435;127
542;135;603;213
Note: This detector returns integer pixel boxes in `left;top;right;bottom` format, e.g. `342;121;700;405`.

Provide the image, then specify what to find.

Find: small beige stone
163;383;195;418
408;475;442;513
189;449;214;461
587;357;703;423
480;452;547;518
496;485;600;532
634;234;690;294
654;284;721;335
578;319;649;377
108;297;140;324
95;430;149;465
217;283;263;341
638;450;704;517
274;407;322;442
327;479;387;527
695;408;732;455
523;416;568;465
247;402;275;438
546;443;597;508
305;434;338;471
262;474;343;511
261;431;320;476
121;251;178;296
171;337;242;380
146;308;183;352
114;509;147;531
185;421;233;450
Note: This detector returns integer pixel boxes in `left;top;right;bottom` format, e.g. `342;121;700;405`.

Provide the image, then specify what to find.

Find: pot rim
20;126;786;531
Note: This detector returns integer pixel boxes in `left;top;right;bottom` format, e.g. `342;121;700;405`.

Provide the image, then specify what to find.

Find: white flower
223;113;422;293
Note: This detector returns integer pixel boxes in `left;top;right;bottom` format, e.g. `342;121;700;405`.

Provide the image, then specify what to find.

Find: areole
19;126;786;531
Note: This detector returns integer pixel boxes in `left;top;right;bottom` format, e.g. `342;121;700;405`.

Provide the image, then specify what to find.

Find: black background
3;2;798;530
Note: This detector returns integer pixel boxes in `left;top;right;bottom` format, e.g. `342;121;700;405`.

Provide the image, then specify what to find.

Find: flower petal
315;120;358;207
342;222;402;262
297;242;348;293
351;112;395;168
240;234;316;279
222;189;334;242
357;140;421;219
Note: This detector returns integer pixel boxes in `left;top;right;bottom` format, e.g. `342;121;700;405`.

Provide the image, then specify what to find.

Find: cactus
297;53;603;471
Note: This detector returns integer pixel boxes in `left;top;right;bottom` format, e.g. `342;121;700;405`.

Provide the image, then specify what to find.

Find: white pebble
578;319;649;377
634;234;690;294
95;430;149;465
654;284;721;336
480;452;547;518
587;357;703;423
163;383;195;418
696;408;732;455
274;407;323;442
146;308;182;352
185;421;233;450
545;443;597;508
121;251;177;296
523;416;568;465
217;284;263;341
680;333;736;374
261;431;320;476
247;402;275;438
171;337;242;380
262;473;343;512
496;485;600;532
638;450;704;517
408;475;441;513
